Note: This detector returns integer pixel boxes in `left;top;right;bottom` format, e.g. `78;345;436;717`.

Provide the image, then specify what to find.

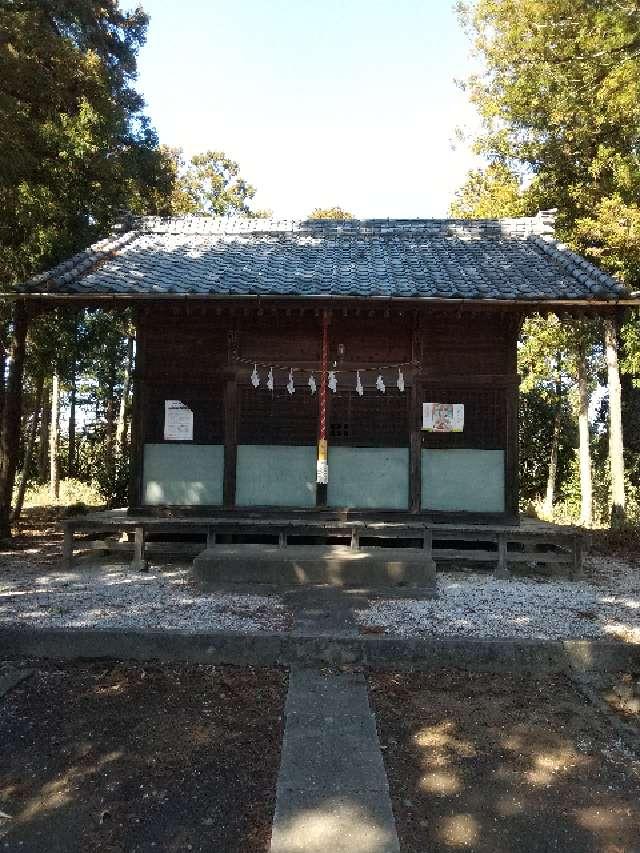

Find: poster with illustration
422;402;464;432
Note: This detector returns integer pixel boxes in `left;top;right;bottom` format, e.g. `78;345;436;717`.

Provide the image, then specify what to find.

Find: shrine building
20;213;631;531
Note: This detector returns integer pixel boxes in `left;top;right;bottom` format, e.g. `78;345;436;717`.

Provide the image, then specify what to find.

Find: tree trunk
0;302;28;539
13;372;44;522
105;358;117;503
604;316;625;527
116;335;133;458
38;383;50;483
577;354;593;528
543;356;562;518
0;336;6;421
67;376;77;478
49;373;60;501
543;408;561;518
67;318;78;478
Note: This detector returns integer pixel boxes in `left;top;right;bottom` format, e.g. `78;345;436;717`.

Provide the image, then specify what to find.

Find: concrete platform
191;544;437;589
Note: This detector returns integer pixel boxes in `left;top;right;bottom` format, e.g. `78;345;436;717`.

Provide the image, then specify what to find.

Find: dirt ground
0;661;287;852
0;523;61;572
370;670;640;853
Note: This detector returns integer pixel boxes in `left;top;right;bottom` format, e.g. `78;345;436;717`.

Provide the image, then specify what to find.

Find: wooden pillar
409;320;422;512
350;526;359;550
572;532;584;579
316;311;329;507
128;309;145;512
132;525;146;571
422;525;432;557
410;380;421;512
62;523;74;570
496;531;509;578
223;378;238;508
505;379;520;522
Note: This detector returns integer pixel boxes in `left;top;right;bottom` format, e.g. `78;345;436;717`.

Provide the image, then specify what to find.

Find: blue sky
133;0;481;218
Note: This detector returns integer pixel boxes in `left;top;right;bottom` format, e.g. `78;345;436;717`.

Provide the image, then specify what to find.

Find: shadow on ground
0;661;287;852
370;669;640;852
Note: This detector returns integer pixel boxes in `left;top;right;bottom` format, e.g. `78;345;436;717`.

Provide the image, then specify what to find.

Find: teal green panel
236;445;316;507
422;449;505;512
327;447;409;509
143;444;224;506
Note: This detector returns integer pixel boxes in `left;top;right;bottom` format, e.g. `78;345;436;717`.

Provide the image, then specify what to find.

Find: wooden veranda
62;510;584;579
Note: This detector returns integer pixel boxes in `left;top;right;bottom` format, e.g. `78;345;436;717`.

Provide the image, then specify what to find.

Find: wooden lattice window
238;385;318;445
420;386;507;449
329;388;409;447
144;383;224;443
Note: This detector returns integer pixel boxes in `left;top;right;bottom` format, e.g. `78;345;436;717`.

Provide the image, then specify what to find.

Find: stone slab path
270;588;400;853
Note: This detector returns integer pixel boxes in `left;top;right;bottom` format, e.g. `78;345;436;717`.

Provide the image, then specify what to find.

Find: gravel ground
370;669;640;852
357;556;640;642
0;560;290;633
0;661;286;852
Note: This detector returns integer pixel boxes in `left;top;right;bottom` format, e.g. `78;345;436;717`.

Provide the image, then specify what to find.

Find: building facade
20;214;630;524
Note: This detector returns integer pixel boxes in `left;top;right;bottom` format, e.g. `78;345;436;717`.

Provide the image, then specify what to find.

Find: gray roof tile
19;215;629;302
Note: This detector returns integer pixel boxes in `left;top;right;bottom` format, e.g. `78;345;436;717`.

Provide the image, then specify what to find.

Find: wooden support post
496;532;509;578
133;525;147;571
279;530;287;549
410;400;421;513
422;525;432;558
62;523;74;570
572;533;584;579
207;527;216;548
505;381;520;521
128;308;145;511
223;378;238;508
350;526;359;551
409;321;422;513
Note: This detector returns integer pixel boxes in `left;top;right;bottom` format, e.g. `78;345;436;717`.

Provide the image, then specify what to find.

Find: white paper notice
164;400;193;441
422;403;464;433
316;460;329;485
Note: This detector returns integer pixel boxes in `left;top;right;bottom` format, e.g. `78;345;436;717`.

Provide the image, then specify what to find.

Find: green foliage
455;1;640;525
518;314;603;399
458;0;640;269
0;0;173;288
16;478;105;510
307;207;355;220
450;162;533;219
519;387;575;502
171;150;267;217
2;4;280;520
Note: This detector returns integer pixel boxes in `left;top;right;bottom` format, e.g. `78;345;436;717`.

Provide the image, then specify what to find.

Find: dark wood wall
130;301;521;520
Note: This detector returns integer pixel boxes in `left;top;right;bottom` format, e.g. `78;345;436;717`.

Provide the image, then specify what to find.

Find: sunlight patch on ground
270;801;395;853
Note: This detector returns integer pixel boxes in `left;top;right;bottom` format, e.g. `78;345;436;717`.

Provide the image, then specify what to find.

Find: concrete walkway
270;593;400;853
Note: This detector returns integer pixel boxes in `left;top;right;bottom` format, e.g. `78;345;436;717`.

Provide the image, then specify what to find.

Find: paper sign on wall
316;460;329;485
422;403;464;433
164;400;193;441
316;439;328;484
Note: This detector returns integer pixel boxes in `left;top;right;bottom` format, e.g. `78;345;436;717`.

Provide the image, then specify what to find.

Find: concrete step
192;544;436;589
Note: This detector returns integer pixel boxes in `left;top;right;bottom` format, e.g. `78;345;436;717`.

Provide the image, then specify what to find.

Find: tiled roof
19;214;629;302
